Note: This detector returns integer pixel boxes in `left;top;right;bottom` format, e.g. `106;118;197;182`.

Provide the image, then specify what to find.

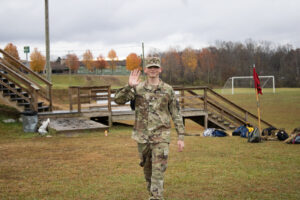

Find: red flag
253;67;263;95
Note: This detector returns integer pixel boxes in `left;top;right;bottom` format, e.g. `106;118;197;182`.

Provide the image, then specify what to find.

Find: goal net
222;76;275;94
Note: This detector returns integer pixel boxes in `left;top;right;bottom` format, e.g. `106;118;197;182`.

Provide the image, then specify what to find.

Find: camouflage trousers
138;142;169;200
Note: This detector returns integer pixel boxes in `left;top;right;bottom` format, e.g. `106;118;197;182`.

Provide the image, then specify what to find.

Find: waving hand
129;69;141;87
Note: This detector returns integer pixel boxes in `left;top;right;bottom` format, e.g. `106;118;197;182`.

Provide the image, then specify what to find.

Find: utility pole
142;42;145;75
45;0;51;82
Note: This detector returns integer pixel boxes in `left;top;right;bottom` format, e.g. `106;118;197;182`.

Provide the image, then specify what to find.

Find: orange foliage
65;54;80;72
30;48;45;72
3;43;20;66
126;53;141;71
181;47;198;72
83;50;94;71
108;49;118;71
95;54;108;71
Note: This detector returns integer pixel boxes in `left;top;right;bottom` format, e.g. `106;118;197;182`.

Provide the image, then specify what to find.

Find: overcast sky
1;0;300;60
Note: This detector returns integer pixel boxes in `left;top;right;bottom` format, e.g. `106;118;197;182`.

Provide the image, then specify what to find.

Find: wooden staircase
0;49;52;113
174;86;275;131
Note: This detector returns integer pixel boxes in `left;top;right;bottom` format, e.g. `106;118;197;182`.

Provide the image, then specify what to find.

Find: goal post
222;76;275;94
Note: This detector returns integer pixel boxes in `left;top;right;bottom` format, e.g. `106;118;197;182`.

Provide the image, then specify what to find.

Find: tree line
2;40;300;87
158;40;300;87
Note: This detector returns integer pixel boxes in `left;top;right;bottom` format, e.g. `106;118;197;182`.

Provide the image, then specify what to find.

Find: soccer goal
222;76;275;94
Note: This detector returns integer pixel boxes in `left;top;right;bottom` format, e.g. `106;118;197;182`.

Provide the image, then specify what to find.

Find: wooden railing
0;49;52;111
173;86;208;111
179;86;275;129
69;85;111;113
67;84;275;129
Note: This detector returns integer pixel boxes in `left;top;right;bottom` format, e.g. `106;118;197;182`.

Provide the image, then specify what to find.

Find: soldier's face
145;66;162;78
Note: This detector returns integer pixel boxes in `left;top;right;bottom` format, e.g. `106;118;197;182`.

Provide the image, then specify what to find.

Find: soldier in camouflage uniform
114;57;185;200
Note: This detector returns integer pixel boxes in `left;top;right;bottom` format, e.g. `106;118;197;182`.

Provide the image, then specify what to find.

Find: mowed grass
0;87;300;199
220;88;300;133
35;74;130;89
0;125;300;200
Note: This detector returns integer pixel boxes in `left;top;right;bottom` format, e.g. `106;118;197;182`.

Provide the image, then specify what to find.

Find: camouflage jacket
114;80;185;143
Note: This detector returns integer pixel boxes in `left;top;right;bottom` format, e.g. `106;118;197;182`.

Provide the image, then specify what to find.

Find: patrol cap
145;57;161;68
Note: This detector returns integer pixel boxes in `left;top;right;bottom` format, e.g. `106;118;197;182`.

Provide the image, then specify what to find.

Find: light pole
45;0;51;82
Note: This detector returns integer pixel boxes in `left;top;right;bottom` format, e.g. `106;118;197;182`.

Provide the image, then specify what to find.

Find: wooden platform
39;107;209;129
49;117;109;134
38;109;110;119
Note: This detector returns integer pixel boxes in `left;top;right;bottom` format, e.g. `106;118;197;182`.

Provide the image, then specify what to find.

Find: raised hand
129;69;141;87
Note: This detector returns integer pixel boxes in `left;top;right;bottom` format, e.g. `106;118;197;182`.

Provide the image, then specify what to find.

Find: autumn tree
95;54;108;74
181;47;198;83
126;53;141;71
181;47;198;71
30;48;46;72
65;53;80;73
199;48;216;84
3;43;20;66
108;49;118;74
83;50;94;71
161;48;182;84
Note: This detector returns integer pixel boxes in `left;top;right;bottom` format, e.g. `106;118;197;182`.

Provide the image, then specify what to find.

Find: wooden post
69;87;73;111
245;112;248;122
204;113;208;129
107;86;112;113
48;85;52;111
107;86;112;127
77;87;81;113
180;90;185;109
32;89;38;112
204;87;207;111
88;88;92;104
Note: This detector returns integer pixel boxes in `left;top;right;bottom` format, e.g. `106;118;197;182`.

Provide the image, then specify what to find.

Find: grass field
49;74;130;89
0;123;299;200
221;88;300;133
0;77;300;199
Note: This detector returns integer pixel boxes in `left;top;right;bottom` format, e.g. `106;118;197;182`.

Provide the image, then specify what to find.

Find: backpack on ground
240;127;249;138
212;130;227;137
276;130;289;141
232;125;248;136
262;126;277;136
292;134;300;144
248;127;261;143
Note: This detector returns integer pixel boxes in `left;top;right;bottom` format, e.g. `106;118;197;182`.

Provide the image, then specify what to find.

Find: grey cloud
1;0;300;58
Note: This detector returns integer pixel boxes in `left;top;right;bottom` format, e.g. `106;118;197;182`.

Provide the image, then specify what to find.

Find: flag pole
253;64;262;133
255;85;262;133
